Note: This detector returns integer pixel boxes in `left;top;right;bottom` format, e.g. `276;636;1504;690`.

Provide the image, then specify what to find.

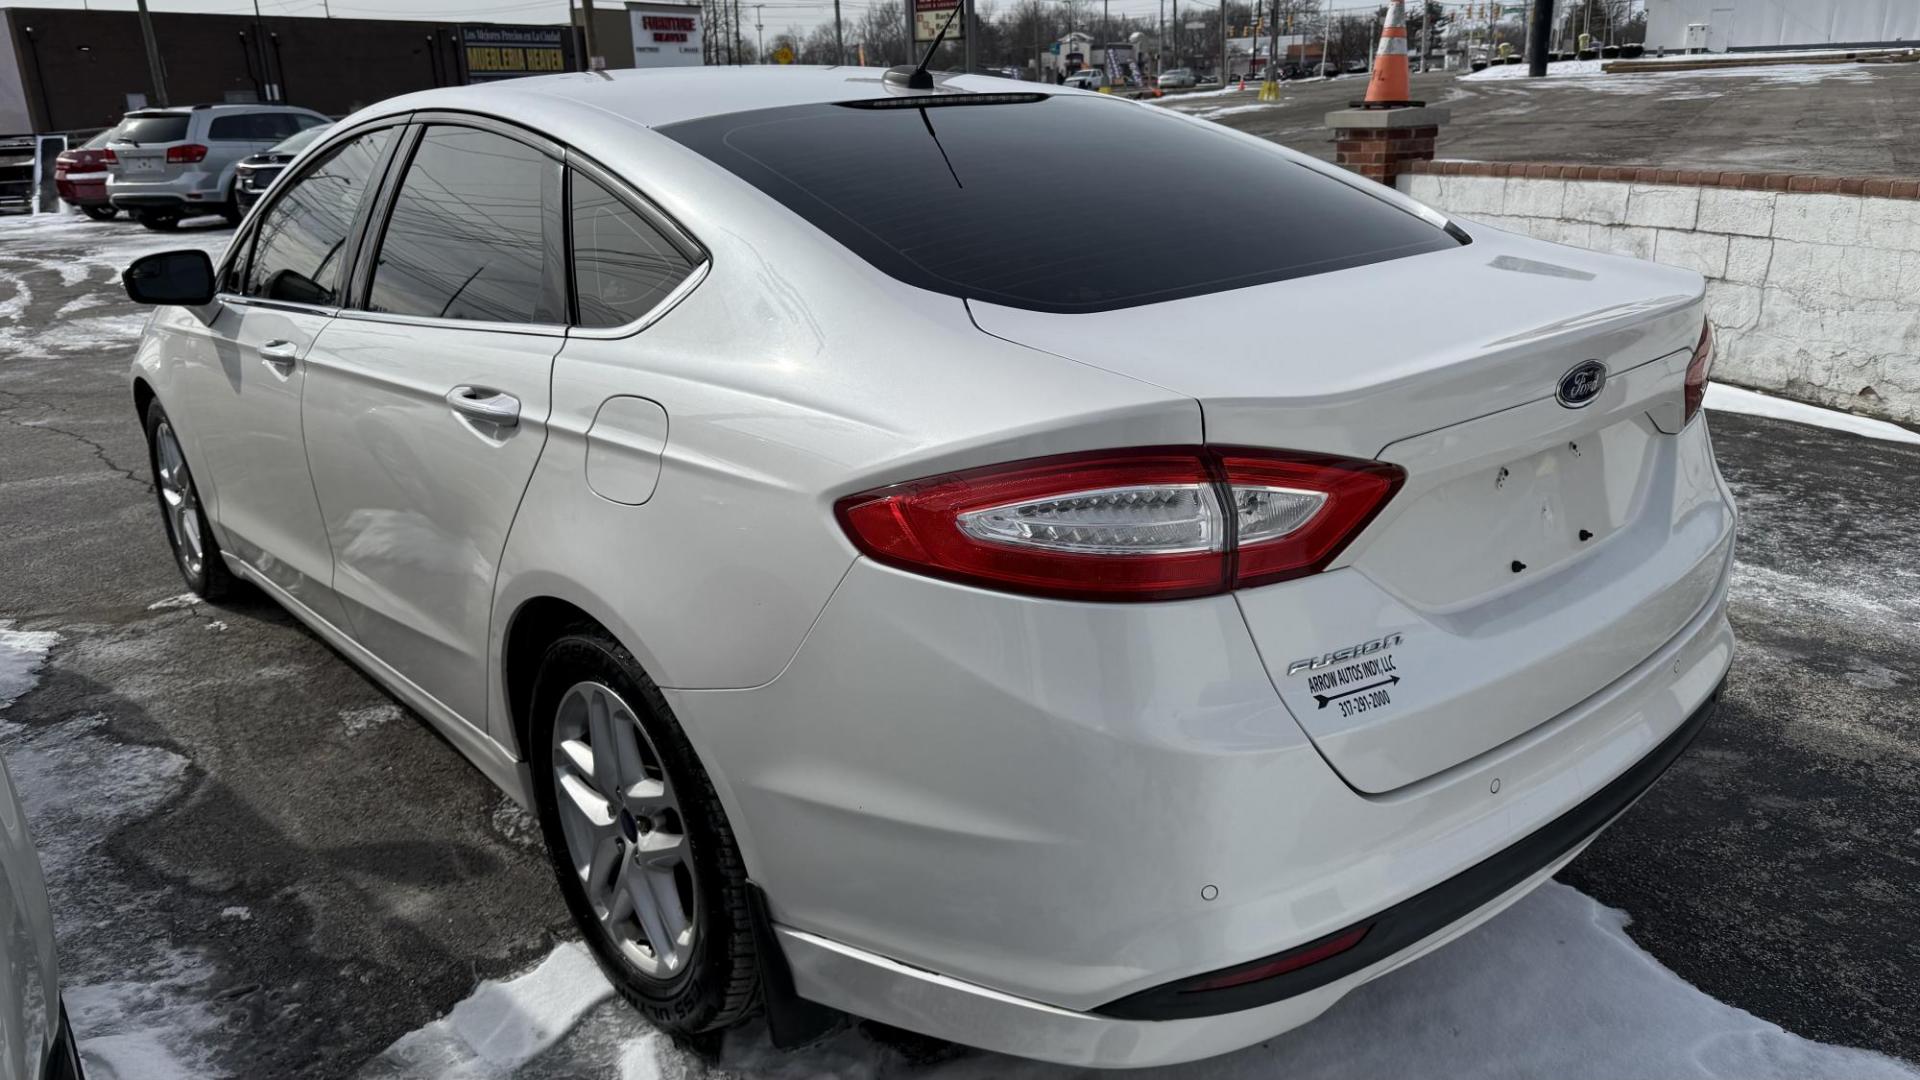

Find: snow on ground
1465;57;1608;80
1189;102;1288;120
364;882;1919;1080
1155;84;1254;100
0;622;59;710
0;623;226;1079
1706;384;1920;446
0;210;228;357
1463;59;1875;94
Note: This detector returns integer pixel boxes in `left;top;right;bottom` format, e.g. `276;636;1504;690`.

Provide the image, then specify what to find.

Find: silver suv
107;103;328;230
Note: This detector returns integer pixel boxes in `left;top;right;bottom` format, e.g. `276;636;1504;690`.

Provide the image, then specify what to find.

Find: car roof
126;103;319;117
390;66;1086;130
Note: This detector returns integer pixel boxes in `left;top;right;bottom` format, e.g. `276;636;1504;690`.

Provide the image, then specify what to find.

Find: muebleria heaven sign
630;1;704;67
462;26;569;81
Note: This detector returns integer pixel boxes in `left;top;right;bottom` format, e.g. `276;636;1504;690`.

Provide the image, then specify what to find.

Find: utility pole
1218;0;1226;83
1421;0;1433;71
753;4;765;61
250;0;275;101
734;0;743;62
1266;0;1279;83
580;0;601;68
832;0;843;62
1319;0;1330;76
1170;0;1177;67
134;0;169;106
1527;0;1551;72
965;0;978;71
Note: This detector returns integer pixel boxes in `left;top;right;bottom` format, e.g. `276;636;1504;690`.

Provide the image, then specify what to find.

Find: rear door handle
259;339;298;373
446;385;521;428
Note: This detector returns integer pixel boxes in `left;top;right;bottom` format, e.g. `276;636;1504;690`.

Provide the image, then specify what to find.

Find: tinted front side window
571;172;695;328
245;127;394;305
661;96;1460;313
115;114;188;143
208;116;248;141
367;126;563;324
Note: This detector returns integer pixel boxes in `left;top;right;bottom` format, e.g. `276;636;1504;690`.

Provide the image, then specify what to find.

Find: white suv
107;104;328;230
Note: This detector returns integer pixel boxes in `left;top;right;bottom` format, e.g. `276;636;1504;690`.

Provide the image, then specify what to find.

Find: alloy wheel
551;681;698;980
153;420;205;579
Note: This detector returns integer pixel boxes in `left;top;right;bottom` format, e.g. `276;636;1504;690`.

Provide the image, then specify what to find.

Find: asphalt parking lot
0;201;1915;1076
1161;61;1920;175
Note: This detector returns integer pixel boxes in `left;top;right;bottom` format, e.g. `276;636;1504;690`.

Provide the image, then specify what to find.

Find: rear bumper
108;171;226;209
771;684;1720;1067
108;192;190;210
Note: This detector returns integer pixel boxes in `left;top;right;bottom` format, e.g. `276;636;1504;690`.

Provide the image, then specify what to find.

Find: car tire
529;628;759;1035
80;205;117;221
144;400;236;601
220;191;244;226
136;210;181;232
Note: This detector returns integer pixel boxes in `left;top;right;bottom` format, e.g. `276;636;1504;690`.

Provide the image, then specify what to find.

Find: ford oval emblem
1557;361;1607;409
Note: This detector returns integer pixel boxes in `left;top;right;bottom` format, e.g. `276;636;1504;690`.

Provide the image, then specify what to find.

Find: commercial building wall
1;8;581;134
1644;0;1920;52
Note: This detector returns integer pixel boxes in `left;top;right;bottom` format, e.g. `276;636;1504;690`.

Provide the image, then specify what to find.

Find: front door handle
446;385;521;428
259;339;298;373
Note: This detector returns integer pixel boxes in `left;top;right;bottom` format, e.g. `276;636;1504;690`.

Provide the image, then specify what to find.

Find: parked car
55;127;121;220
233;123;333;210
1158;67;1197;88
122;68;1732;1069
1062;68;1108;90
107;104;328;231
0;752;87;1080
0;135;32;213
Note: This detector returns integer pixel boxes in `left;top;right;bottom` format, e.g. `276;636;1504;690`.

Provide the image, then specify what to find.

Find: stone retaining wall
1398;161;1920;424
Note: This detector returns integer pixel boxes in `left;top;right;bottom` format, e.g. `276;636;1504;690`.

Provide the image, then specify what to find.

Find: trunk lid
971;230;1730;792
967;230;1703;458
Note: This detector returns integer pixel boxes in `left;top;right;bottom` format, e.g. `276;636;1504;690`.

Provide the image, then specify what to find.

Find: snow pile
377;883;1920;1079
358;943;614;1078
1705;384;1920;446
1191;102;1285;120
1463;59;1872;94
1465;57;1606;80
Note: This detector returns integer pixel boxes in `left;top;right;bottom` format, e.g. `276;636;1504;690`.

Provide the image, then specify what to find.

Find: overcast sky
3;0;1520;48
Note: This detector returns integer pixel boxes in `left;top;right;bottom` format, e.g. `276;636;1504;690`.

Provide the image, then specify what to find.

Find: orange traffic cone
1364;0;1412;105
1238;76;1246;91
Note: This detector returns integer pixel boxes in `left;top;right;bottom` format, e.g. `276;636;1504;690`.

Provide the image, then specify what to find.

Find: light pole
754;3;764;60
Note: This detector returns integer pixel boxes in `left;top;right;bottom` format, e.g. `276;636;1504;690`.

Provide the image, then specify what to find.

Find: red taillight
834;447;1404;602
101;148;117;164
166;143;208;164
1683;321;1714;424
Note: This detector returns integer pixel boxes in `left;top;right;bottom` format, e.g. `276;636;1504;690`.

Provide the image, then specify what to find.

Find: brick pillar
1324;105;1450;187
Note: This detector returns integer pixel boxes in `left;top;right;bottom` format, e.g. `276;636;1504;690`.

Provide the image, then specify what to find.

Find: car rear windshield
659;94;1460;313
115;114;189;144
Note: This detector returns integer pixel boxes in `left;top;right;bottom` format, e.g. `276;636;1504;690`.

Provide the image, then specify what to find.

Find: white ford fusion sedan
121;66;1735;1067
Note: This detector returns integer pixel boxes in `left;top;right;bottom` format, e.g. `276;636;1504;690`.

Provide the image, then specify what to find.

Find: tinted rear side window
367;126;564;324
115;115;188;143
570;172;695;327
661;96;1459;313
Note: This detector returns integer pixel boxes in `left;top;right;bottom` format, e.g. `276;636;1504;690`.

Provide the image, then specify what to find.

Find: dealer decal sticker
1286;633;1403;717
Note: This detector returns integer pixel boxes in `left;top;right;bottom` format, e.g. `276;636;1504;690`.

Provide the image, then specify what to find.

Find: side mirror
123;250;216;306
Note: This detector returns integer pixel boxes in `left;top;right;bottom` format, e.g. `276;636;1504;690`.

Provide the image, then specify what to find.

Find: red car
55;128;121;220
